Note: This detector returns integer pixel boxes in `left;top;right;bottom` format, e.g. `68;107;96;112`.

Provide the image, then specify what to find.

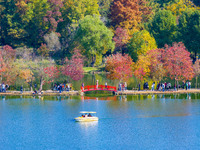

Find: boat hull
75;117;98;122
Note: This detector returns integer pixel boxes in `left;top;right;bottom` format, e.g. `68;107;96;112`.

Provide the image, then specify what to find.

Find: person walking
2;83;5;92
105;82;107;89
162;83;165;92
20;85;23;94
124;82;127;90
96;80;98;89
82;82;84;91
186;82;188;90
138;83;140;91
151;82;155;91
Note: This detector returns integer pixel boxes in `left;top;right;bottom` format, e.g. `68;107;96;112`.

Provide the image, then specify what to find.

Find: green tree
25;0;50;48
127;30;157;61
148;9;177;48
178;9;200;57
0;0;30;47
58;0;99;33
75;15;115;66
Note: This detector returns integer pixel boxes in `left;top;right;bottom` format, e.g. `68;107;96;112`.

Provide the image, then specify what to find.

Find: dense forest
0;0;200;90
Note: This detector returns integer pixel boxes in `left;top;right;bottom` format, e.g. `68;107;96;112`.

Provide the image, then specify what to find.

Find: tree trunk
177;80;179;91
196;76;198;89
39;77;43;91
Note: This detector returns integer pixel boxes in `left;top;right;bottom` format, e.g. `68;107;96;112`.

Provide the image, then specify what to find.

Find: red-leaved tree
44;0;64;32
43;66;59;84
113;27;129;53
163;42;194;87
0;45;16;84
62;48;84;81
106;53;133;81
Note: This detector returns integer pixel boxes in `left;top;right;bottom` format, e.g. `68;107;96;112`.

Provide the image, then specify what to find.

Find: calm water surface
0;94;200;149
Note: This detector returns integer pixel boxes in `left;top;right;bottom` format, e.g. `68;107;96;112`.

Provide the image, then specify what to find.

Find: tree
127;30;157;61
58;0;99;34
113;27;129;53
37;44;50;58
75;15;115;66
105;53;133;81
98;0;113;24
110;0;152;33
163;42;194;87
148;9;177;48
28;58;57;90
43;66;59;84
133;54;150;81
166;0;198;16
44;0;63;32
0;0;29;47
192;0;200;6
44;32;61;52
146;48;166;82
193;59;200;88
178;10;200;57
0;45;16;84
62;48;84;81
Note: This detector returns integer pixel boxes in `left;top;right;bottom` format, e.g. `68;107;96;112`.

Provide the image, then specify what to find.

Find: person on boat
85;114;88;117
81;114;84;118
88;113;92;117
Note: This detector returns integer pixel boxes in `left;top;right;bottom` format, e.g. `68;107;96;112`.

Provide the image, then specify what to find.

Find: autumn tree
193;59;200;88
134;55;150;81
105;53;133;81
75;15;114;66
37;44;50;58
166;0;198;16
44;0;63;32
113;27;129;53
110;0;152;34
43;66;59;84
62;48;84;81
163;42;194;88
148;9;177;48
0;45;16;84
146;48;166;82
127;30;157;61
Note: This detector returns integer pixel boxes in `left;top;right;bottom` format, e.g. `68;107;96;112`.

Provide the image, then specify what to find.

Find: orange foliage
110;0;152;32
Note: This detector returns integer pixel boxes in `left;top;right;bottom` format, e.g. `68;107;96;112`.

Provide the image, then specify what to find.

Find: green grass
83;67;105;73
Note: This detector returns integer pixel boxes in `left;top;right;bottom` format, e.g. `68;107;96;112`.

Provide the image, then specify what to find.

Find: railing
81;85;117;92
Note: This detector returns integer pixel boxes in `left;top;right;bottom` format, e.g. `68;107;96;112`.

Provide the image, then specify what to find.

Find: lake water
0;94;200;149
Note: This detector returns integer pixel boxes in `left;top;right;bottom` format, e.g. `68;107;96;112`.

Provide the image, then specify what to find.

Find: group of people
156;82;172;91
53;83;72;93
139;81;192;91
118;82;127;91
0;83;9;92
81;113;92;118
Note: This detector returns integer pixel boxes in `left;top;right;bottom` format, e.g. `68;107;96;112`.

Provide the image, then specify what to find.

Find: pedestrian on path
20;85;23;94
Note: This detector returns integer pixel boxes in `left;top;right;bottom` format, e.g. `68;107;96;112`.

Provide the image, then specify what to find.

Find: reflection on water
78;121;98;129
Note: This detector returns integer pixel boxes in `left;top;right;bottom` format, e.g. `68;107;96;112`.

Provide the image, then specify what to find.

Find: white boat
75;111;98;122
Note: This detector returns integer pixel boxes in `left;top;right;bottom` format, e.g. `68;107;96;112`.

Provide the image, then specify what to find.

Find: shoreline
0;89;200;96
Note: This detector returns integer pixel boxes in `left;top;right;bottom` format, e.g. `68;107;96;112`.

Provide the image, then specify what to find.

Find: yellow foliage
166;0;200;16
19;69;33;83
